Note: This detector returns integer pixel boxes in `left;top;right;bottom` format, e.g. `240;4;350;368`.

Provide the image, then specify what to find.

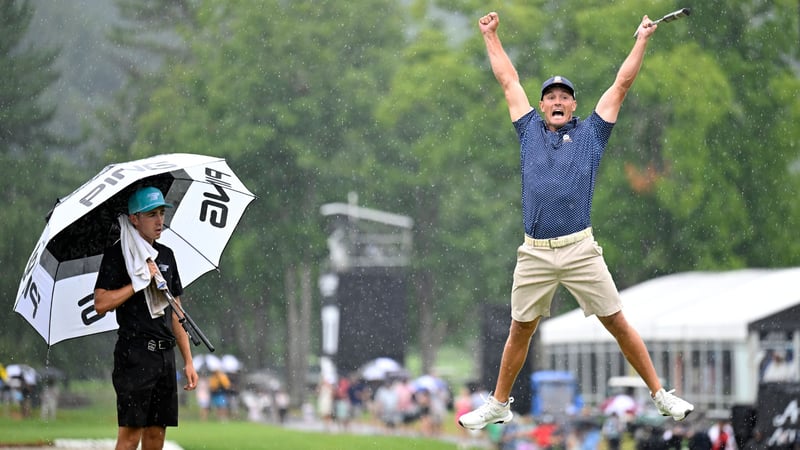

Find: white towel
117;215;169;318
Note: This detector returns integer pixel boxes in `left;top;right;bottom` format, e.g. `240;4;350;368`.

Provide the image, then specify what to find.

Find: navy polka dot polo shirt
513;109;614;239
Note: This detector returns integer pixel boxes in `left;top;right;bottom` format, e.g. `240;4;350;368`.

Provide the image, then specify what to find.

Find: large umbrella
193;353;223;373
221;354;242;373
14;153;255;346
242;370;282;391
5;364;39;386
411;374;448;394
360;357;406;381
601;394;638;417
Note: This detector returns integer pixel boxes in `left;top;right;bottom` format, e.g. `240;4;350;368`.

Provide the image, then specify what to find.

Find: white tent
538;267;800;408
541;267;800;344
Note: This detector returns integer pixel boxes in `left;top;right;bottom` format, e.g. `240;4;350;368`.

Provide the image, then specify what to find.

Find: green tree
129;0;408;395
697;0;800;267
4;0;797;383
383;0;799;369
0;0;87;366
588;0;800;282
91;0;196;163
372;18;521;371
436;0;800;286
0;0;58;152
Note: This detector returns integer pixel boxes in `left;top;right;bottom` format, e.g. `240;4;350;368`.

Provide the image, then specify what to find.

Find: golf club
152;261;216;352
633;8;691;37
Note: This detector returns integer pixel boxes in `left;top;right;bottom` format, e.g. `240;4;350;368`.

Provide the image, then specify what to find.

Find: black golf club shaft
163;288;216;352
151;259;216;352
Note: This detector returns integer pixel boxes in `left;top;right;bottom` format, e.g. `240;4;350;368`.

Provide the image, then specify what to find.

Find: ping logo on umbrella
15;153;256;346
78;160;179;208
79;293;105;326
20;239;45;318
200;167;233;228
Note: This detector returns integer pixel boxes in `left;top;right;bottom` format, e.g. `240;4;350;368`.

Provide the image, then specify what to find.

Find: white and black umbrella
5;364;39;386
221;354;242;373
601;394;638;417
14;153;255;346
360;357;406;381
193;353;223;373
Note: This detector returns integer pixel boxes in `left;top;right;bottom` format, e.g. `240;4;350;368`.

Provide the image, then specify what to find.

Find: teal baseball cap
128;187;173;214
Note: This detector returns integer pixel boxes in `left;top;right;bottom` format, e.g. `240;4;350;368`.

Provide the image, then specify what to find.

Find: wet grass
0;379;463;450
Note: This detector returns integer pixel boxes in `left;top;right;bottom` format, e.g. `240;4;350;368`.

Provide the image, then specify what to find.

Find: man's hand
146;259;158;277
183;361;198;391
634;15;657;40
478;11;499;35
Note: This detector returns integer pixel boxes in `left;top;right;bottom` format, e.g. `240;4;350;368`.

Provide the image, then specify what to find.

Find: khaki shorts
510;229;622;322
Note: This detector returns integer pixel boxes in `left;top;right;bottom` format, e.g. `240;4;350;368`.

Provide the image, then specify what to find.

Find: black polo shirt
95;240;183;341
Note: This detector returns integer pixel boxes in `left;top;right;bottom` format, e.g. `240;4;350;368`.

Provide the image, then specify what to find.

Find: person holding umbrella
458;12;694;430
94;186;198;450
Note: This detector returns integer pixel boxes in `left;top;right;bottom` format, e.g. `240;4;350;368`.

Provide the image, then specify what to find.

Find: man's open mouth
553;110;564;117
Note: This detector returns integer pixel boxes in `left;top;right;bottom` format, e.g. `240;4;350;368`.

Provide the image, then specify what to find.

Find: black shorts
112;338;178;428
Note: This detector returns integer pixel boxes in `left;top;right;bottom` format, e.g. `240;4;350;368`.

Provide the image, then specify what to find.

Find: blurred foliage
1;0;798;381
0;0;87;369
0;0;59;151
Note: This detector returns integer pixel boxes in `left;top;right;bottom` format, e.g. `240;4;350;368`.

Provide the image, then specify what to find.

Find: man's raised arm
479;12;532;122
596;15;658;123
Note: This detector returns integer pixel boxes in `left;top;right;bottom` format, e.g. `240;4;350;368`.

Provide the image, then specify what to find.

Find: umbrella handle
161;288;216;353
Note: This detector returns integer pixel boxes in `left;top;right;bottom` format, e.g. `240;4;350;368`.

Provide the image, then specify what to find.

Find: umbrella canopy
412;374;448;393
601;394;637;417
242;370;282;391
360;357;406;381
38;366;66;384
6;364;38;385
14;153;255;345
193;353;222;373
221;354;242;373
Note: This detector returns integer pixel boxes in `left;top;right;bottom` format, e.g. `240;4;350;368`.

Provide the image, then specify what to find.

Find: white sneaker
458;395;514;430
652;388;694;421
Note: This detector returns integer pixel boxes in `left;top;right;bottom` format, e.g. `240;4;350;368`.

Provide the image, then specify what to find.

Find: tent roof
540;267;800;344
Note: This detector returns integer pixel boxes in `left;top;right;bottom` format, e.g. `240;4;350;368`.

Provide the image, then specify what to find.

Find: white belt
524;227;592;248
